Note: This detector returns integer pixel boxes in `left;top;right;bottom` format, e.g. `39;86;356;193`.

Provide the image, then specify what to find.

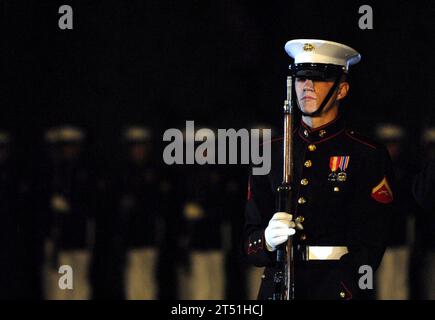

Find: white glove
264;212;296;252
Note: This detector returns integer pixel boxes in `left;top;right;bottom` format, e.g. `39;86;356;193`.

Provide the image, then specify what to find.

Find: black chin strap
295;76;342;117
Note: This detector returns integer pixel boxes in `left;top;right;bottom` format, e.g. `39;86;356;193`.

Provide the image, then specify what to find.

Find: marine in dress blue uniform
244;39;395;300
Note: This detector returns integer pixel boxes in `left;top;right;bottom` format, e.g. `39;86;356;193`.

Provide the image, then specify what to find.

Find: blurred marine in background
411;127;435;300
177;128;226;299
0;131;35;298
113;126;162;299
374;124;419;300
40;126;96;300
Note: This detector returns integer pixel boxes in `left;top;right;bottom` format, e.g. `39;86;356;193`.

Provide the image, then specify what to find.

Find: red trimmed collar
298;116;345;144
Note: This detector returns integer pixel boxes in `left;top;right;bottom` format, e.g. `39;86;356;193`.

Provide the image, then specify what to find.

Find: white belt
299;246;349;261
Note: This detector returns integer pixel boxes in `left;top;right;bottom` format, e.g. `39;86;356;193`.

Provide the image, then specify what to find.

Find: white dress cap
423;128;435;143
45;126;85;143
375;123;405;140
285;39;361;71
124;126;152;142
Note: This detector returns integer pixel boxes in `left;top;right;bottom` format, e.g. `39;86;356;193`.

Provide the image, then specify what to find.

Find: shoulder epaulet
345;129;380;150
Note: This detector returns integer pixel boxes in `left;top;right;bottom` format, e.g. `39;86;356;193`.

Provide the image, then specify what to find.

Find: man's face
385;141;402;161
129;143;151;164
424;143;435;160
0;145;9;164
295;78;347;115
62;144;82;160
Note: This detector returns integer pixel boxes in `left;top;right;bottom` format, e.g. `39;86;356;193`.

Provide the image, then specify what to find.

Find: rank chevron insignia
371;176;393;204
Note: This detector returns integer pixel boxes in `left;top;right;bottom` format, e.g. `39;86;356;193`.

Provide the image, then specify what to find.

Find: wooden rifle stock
273;76;295;300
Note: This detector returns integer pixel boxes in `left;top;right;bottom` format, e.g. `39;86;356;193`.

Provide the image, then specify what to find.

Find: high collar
298;116;345;144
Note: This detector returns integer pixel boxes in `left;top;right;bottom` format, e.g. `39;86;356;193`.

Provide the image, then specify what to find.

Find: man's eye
296;77;307;82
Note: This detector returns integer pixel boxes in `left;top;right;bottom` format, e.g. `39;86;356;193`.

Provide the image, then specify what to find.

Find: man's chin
299;105;320;115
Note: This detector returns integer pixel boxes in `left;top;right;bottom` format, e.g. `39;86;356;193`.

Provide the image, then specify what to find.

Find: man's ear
337;82;349;100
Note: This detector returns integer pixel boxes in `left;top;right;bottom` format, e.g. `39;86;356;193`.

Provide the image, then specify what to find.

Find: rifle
273;76;295;300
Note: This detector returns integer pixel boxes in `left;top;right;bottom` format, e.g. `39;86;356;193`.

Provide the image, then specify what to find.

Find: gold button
304;160;312;168
340;292;346;298
300;234;307;241
319;130;326;137
300;178;309;186
298;197;306;204
308;144;316;152
296;216;305;223
334;187;340;192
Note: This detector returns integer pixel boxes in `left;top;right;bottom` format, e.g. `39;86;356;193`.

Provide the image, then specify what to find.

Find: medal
329;156;350;183
329;156;339;181
328;172;337;182
337;172;347;182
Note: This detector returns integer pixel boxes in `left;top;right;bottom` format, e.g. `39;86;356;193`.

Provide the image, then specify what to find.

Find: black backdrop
1;0;435;301
2;0;435;161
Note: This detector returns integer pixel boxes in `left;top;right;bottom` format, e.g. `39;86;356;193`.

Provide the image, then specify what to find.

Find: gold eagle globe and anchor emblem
303;43;315;52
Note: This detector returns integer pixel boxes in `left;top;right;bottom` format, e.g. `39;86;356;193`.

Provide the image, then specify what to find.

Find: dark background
1;0;435;300
2;0;435;158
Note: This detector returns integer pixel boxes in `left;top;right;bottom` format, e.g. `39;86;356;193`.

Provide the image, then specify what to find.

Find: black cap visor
290;63;345;81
